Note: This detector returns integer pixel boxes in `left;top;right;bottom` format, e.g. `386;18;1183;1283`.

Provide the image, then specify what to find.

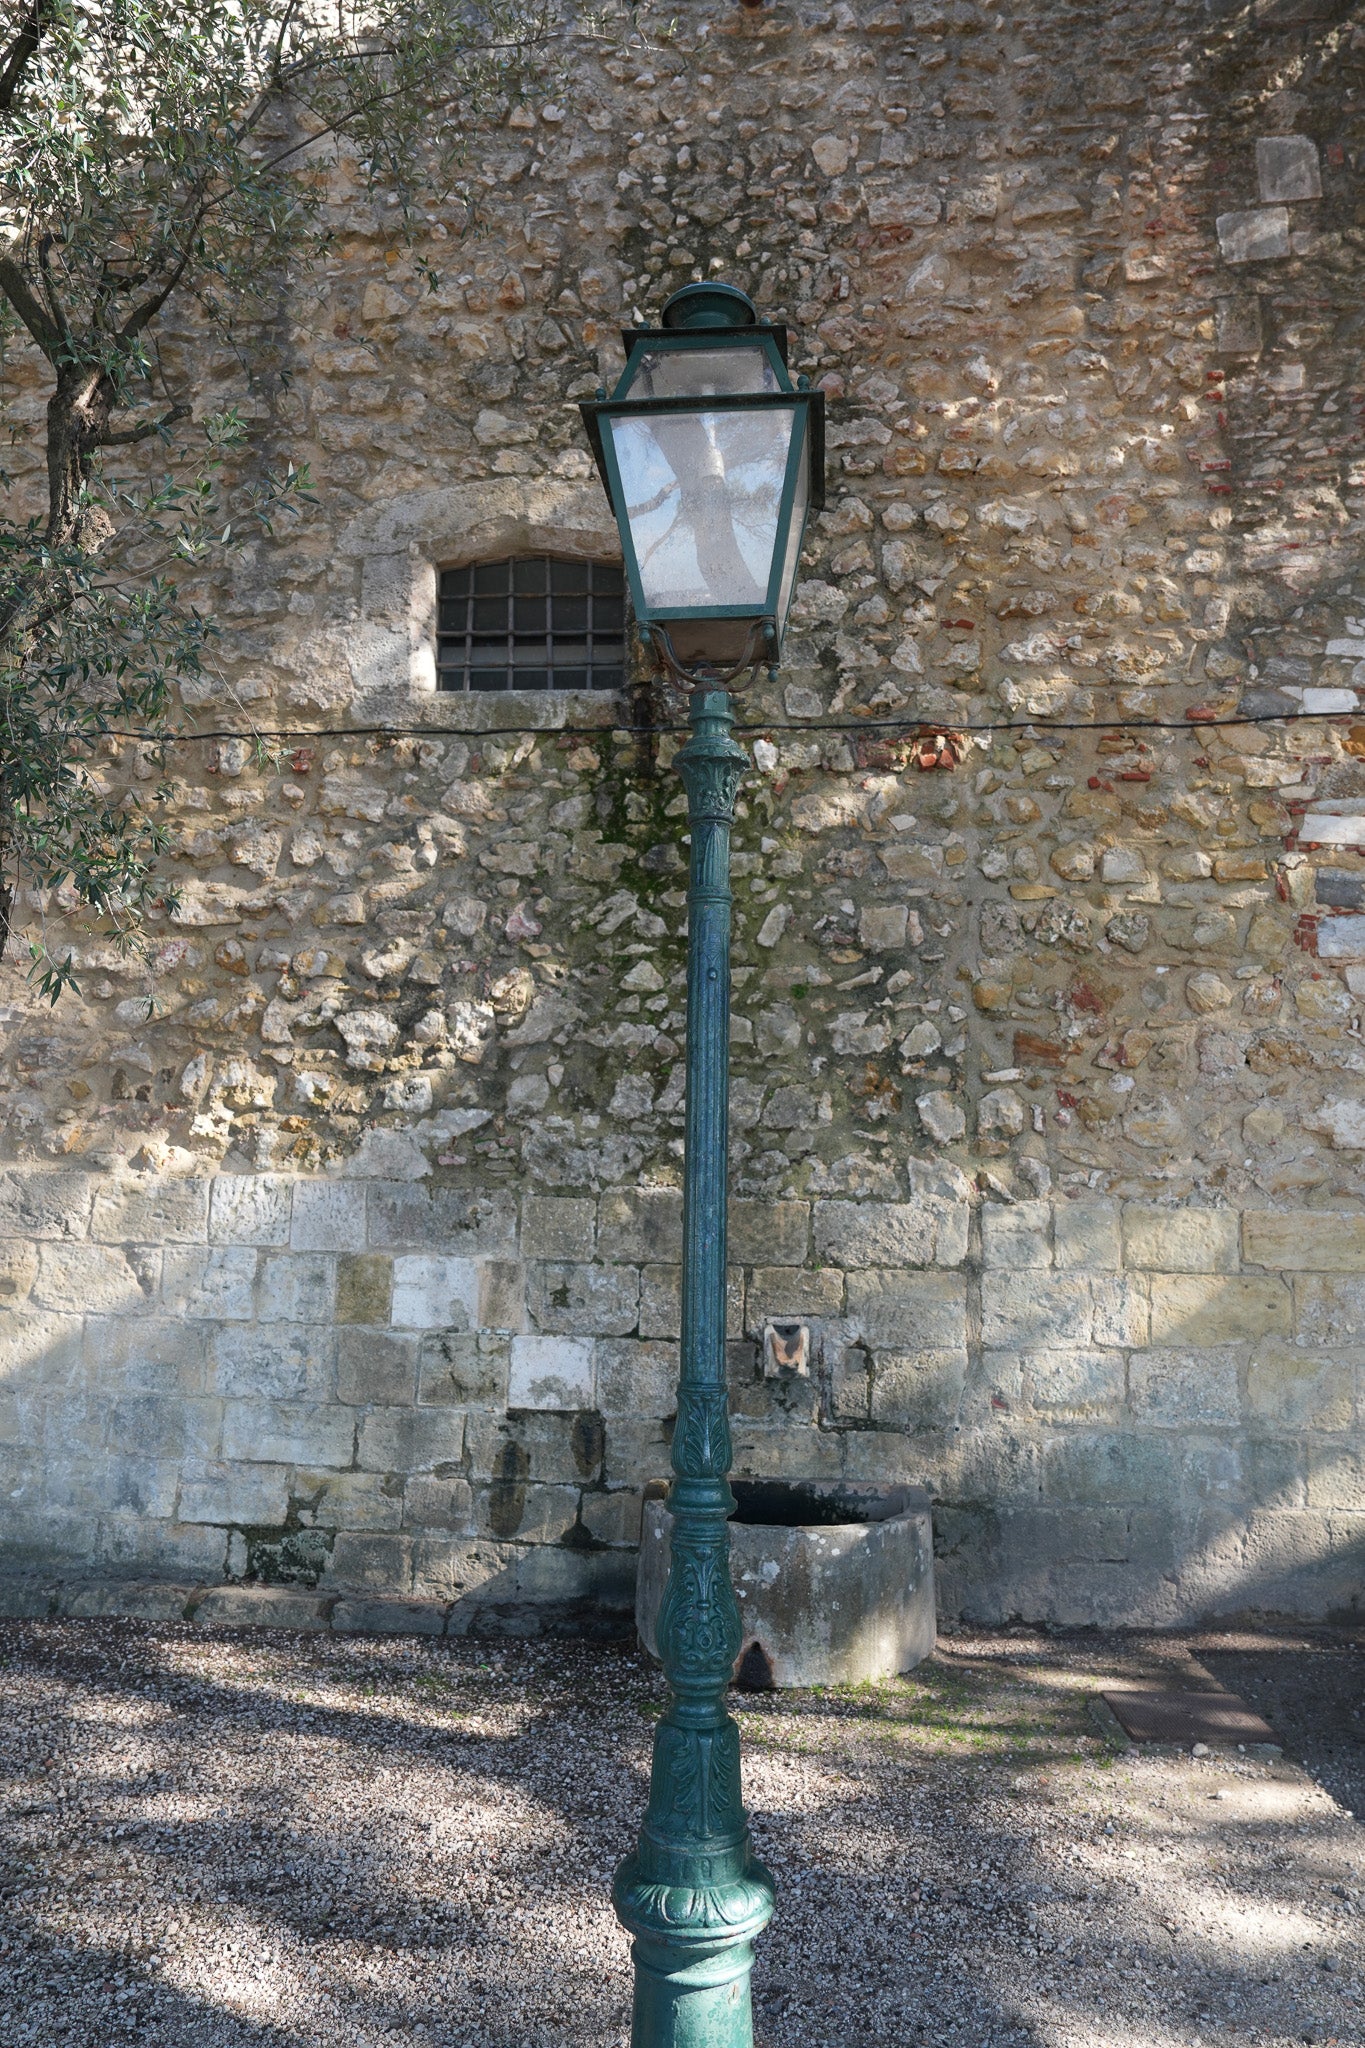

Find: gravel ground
0;1618;1361;2048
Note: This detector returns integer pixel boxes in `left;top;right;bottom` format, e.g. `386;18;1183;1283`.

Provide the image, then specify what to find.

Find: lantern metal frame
579;287;825;690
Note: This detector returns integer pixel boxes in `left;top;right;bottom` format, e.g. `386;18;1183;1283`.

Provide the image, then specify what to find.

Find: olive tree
0;0;562;996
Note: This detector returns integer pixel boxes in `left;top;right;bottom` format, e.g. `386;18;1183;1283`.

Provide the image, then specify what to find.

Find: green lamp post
581;283;824;2048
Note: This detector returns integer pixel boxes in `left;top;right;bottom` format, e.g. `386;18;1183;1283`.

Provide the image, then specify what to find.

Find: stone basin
636;1479;935;1689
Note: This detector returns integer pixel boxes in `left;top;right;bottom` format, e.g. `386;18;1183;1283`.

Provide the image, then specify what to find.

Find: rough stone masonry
0;0;1363;1631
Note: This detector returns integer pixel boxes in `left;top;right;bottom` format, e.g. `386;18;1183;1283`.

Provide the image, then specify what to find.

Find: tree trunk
0;365;113;649
45;365;114;549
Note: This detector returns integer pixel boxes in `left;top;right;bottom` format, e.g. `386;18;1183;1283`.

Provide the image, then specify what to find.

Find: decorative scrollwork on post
672;1386;732;1478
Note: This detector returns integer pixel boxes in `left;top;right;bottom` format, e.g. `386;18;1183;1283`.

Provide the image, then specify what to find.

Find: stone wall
1;0;1364;1626
1;1167;1361;1628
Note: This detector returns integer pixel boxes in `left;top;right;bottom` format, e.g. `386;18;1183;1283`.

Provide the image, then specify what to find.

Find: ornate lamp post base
614;1856;774;2048
612;687;774;2048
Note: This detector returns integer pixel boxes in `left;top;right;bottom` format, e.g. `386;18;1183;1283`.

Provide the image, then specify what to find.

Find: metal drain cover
1101;1689;1278;1746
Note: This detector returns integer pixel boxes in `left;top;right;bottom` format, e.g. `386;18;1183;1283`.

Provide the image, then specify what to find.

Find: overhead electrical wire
91;705;1362;744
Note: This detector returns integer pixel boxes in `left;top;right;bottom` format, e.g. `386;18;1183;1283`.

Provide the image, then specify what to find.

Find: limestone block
516;1545;634;1613
1255;135;1321;203
917;1090;966;1144
390;1255;481;1331
1247;1342;1355;1432
527;1261;638;1337
1244;1212;1365;1271
474;1412;603;1491
1215;206;1290;264
579;1488;643;1547
367;1183;518;1255
1177;1441;1246;1506
335;1254;393;1325
813;1200;937;1269
871;1350;968;1429
192;1585;328;1629
323;1532;415;1592
0;1238;37;1308
401;1476;476;1534
1149;1274;1291;1345
597;1188;683;1262
332;1596;448;1634
84;1317;202;1397
291;1181;367;1252
521;1196;595;1261
1043;1431;1181;1506
982;1202;1052;1269
730;1199;811;1266
111;1392;219;1474
358;1406;466;1475
161;1246;258;1321
978;1088;1026;1138
408;1535;515;1606
1090;1278;1151;1348
1316;916;1365;959
1020;1349;1126;1417
1053;1201;1122;1272
335;1327;417;1409
1291;1273;1365;1344
1247;1435;1307;1508
859;903;909;952
177;1459;292;1525
91;1177;209;1246
1240;1508;1346;1601
746;1265;844;1326
222;1399;354;1468
211;1324;335;1401
1122;1206;1239;1273
1129;1346;1241;1428
594;1338;680;1417
982;1273;1092;1350
827;1344;871;1424
845;1270;967;1350
479;1259;525;1333
208;1175;294;1246
508;1334;595;1410
1306;1099;1365;1150
638;1263;681;1341
941;1424;1043;1504
416;1331;506;1408
1215;294;1263;356
1305;1449;1365;1510
35;1244;157;1316
994;1503;1136;1568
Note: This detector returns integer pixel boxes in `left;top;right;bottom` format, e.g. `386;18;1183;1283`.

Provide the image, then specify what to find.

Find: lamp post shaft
613;688;774;2048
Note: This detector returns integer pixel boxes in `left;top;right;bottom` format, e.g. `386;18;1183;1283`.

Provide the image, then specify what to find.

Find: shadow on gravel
2;1620;1363;2048
1199;1630;1365;1821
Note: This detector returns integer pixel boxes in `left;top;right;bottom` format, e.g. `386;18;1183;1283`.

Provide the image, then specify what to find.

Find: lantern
580;282;825;679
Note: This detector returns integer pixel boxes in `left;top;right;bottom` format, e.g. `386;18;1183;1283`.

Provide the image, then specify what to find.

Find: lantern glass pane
609;405;795;612
623;345;778;400
775;426;810;629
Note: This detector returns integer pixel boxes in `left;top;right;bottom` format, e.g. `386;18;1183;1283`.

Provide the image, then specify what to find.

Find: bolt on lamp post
580;282;824;2048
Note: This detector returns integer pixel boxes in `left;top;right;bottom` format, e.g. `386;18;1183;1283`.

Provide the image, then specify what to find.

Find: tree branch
117;235;200;345
100;403;190;447
0;247;59;358
0;0;50;113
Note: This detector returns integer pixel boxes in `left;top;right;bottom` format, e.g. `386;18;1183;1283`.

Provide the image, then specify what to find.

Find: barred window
436;557;626;692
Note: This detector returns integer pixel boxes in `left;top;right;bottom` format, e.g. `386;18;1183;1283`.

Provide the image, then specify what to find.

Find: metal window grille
436;557;626;691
